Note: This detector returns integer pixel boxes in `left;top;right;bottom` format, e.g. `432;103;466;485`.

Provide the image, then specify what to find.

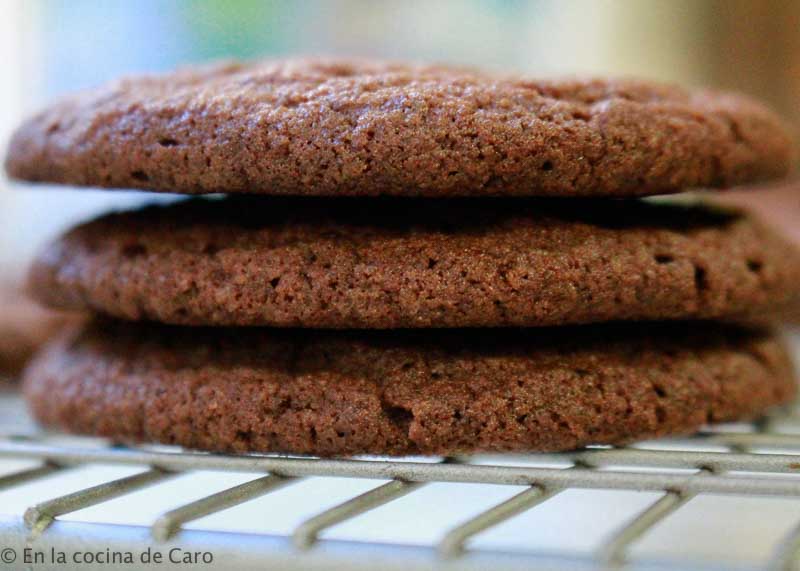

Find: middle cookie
29;196;800;328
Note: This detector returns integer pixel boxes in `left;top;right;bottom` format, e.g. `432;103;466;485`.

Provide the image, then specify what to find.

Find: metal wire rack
3;392;800;570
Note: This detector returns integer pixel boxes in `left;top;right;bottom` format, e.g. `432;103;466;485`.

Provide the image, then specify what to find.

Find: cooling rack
2;391;800;571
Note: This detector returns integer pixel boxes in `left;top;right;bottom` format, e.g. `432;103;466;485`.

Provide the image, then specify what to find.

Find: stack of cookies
5;59;800;456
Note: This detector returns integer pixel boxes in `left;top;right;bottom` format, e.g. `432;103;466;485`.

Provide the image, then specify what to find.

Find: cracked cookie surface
27;196;800;328
5;58;794;197
23;319;796;456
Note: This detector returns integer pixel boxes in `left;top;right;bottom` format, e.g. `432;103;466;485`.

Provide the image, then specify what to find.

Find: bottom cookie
23;320;796;456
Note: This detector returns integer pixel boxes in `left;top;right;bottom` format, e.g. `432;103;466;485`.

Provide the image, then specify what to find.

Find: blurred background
1;0;800;282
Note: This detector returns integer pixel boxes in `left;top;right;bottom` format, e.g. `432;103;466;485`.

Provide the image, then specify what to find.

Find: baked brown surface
23;320;796;456
5;58;794;197
27;196;800;328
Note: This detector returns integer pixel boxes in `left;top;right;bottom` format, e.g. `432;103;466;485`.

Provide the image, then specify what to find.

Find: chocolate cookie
5;58;793;197
27;197;800;328
23;320;796;456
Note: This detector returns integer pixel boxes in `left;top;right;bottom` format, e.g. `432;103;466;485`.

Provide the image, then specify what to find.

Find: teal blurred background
12;1;741;99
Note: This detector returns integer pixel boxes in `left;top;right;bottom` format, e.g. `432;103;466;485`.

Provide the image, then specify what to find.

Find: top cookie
5;58;794;197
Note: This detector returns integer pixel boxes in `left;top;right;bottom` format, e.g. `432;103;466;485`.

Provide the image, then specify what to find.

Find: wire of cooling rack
2;406;800;570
